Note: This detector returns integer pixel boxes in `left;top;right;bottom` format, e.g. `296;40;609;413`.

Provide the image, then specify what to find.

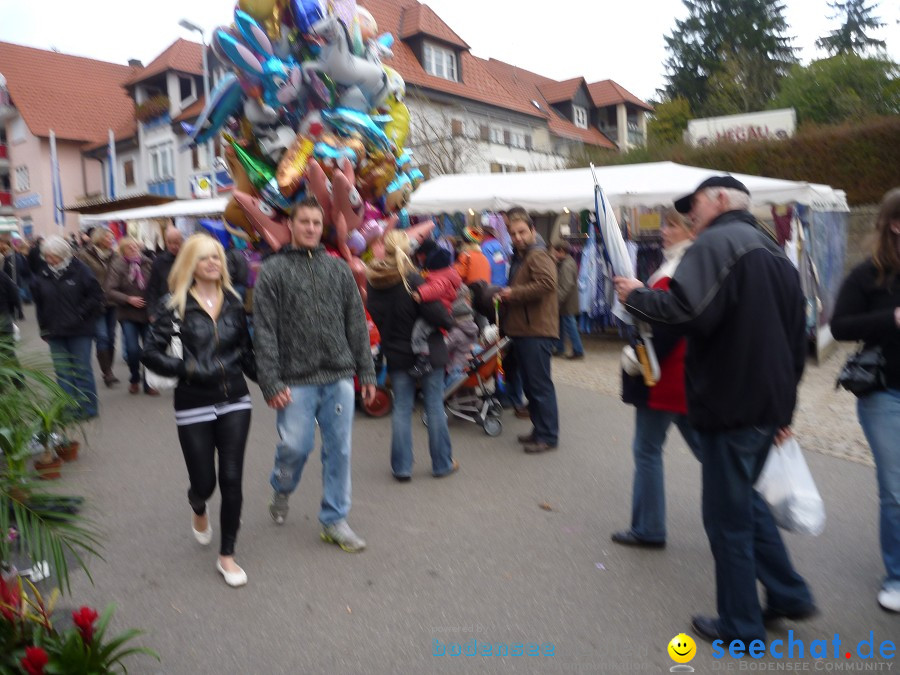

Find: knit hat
452;297;474;318
424;247;451;271
462;225;483;244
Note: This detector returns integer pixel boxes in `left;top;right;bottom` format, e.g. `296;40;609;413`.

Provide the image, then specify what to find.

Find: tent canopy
407;162;848;215
79;197;229;224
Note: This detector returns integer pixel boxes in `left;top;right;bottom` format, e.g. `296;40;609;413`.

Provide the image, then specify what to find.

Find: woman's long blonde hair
166;234;239;318
376;230;418;293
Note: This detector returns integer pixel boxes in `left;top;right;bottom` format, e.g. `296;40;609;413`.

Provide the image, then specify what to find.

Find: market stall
408;162;850;360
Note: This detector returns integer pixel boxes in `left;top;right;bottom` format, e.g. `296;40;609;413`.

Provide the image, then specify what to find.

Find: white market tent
79;197;229;225
407;161;848;214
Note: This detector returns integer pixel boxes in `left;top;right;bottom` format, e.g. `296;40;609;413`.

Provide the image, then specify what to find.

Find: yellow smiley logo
668;633;696;663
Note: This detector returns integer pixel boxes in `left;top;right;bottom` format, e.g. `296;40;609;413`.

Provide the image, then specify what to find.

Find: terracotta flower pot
55;441;80;462
34;456;63;480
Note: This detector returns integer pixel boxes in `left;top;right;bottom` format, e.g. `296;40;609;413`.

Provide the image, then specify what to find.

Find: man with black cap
614;176;816;645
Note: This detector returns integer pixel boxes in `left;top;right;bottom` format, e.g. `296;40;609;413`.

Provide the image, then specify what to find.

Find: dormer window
573;105;588;129
424;42;458;82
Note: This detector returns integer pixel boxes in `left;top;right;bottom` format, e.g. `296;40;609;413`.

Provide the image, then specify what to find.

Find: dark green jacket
253;245;375;399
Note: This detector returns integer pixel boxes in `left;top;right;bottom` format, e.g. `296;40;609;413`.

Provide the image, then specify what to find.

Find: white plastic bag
755;437;825;536
144;323;182;392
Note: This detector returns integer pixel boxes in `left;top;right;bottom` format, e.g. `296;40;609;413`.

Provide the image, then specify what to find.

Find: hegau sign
687;108;797;147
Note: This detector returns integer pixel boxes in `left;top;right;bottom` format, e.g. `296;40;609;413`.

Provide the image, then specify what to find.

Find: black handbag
836;344;887;397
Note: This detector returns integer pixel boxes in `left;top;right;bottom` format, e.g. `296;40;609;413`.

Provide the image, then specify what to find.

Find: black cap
673;175;751;214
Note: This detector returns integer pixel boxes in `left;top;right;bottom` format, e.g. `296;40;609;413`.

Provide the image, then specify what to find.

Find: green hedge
592;116;900;205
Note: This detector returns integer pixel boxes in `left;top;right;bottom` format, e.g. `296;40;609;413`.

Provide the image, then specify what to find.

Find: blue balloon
199;219;231;249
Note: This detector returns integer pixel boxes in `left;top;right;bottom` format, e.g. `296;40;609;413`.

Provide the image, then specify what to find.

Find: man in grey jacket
254;196;376;553
551;241;583;359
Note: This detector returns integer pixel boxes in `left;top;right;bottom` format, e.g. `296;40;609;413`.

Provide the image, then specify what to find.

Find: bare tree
405;91;487;176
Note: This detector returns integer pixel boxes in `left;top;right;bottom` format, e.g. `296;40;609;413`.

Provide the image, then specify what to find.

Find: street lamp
179;19;216;199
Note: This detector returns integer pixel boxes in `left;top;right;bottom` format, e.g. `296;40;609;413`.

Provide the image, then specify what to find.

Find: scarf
49;256;72;278
648;239;693;288
124;253;146;290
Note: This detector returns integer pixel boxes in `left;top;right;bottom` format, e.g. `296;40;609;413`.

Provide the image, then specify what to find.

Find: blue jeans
95;307;117;354
47;335;98;419
554;314;584;356
390;369;454;477
269;379;355;525
514;337;559;445
628;406;701;542
120;320;148;385
699;426;813;641
858;388;900;592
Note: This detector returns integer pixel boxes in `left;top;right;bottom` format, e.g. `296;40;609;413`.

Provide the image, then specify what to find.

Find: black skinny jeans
177;409;251;556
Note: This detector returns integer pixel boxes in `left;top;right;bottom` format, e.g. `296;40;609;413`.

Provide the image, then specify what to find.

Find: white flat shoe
192;522;213;546
216;560;247;587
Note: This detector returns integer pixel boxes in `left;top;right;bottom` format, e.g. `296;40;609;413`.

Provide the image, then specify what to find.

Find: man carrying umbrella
614;176;816;645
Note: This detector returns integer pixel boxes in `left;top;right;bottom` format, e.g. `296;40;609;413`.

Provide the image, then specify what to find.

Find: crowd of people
1;180;897;635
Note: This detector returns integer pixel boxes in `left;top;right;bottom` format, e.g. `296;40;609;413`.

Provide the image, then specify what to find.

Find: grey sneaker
321;520;366;553
269;491;289;525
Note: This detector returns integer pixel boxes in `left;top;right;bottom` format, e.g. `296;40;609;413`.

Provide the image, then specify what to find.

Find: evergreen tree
816;0;886;56
661;0;797;116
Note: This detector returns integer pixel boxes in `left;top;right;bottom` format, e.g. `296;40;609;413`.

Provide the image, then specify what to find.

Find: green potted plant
1;575;159;673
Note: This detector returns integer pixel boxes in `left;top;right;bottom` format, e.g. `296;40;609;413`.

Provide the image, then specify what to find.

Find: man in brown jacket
496;208;559;453
552;241;584;359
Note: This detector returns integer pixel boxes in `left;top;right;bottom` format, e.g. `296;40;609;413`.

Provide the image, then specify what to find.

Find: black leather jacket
141;291;257;410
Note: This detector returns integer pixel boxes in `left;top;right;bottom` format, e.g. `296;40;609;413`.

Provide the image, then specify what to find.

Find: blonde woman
104;236;153;394
141;234;256;587
366;230;458;480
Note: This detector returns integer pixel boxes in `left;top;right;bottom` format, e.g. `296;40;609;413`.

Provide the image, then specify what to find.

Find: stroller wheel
363;387;392;417
482;417;502;437
489;399;503;417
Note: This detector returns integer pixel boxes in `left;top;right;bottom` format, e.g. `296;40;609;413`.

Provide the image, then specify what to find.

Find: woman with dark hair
832;187;900;613
142;234;256;587
366;230;458;480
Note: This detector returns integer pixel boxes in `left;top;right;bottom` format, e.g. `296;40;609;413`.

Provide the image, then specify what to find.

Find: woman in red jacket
611;208;702;548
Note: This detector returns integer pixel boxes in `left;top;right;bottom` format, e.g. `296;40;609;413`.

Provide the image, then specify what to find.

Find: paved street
14;313;896;674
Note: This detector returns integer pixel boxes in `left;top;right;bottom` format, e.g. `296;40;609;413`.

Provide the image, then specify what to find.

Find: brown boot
97;349;120;387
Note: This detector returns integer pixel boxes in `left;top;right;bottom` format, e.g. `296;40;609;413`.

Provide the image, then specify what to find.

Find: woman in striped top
142;234;256;587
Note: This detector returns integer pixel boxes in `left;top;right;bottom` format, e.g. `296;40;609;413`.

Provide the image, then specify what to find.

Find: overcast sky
1;0;898;101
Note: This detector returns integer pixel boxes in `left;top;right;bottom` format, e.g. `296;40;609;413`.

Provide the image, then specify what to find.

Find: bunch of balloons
182;0;435;297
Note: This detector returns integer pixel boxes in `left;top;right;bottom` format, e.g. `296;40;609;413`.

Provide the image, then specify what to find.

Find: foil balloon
199;219;232;249
223;145;259;242
239;0;278;22
276;134;314;197
404;220;436;247
180;73;244;148
303;15;389;108
322;108;393;155
383;97;410;148
332;164;364;234
289;0;325;34
233;190;292;251
356;152;396;201
223;133;291;212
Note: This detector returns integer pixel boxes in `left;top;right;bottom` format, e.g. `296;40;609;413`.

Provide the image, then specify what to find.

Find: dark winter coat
366;269;454;372
624;209;806;432
31;259;103;339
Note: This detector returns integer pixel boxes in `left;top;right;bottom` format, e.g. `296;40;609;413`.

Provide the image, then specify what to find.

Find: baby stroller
441;336;510;436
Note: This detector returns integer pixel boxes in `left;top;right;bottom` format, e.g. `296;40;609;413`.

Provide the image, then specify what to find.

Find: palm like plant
0;347;102;593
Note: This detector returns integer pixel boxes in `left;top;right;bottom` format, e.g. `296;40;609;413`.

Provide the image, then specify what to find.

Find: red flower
20;646;48;675
72;605;99;644
0;574;21;622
